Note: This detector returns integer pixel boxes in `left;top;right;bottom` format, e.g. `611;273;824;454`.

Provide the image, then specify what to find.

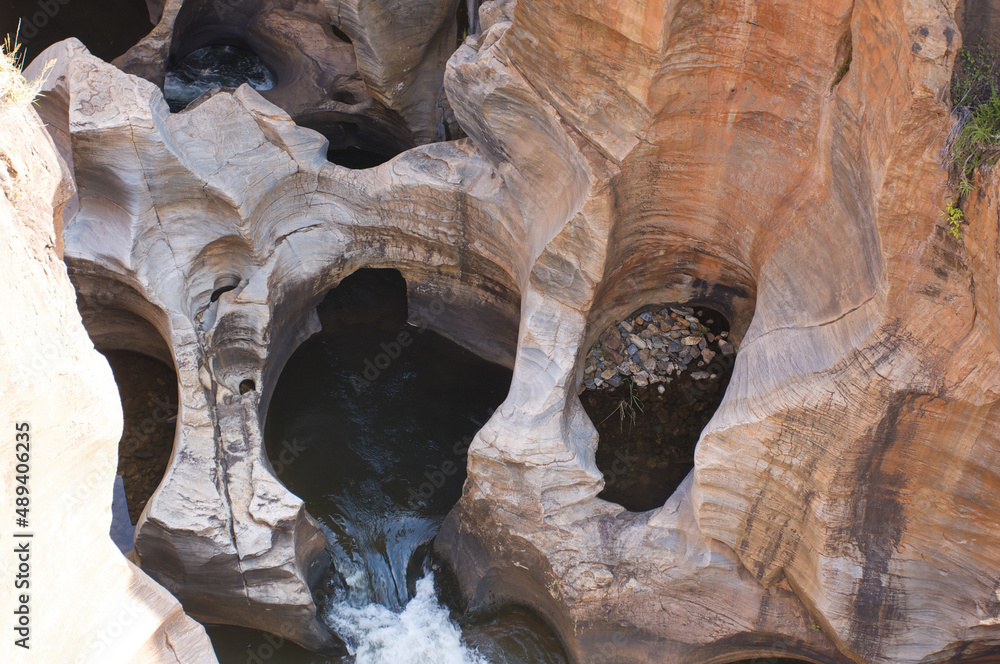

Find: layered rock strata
21;0;1000;661
117;0;458;148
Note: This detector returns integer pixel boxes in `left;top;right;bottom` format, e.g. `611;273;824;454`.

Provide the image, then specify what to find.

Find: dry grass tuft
1;31;52;109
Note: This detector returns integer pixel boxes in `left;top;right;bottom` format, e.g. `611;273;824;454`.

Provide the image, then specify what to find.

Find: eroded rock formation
0;66;216;664
117;0;459;149
17;0;1000;661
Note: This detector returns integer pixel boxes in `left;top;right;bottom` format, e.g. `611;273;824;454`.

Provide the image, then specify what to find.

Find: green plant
942;198;965;238
601;377;644;432
950;43;1000;201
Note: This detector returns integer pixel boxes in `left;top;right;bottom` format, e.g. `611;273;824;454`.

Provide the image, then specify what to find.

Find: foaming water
325;575;486;664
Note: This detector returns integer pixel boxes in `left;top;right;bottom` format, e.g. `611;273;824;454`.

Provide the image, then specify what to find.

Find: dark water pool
3;0;151;64
164;45;275;112
580;306;734;512
227;268;568;664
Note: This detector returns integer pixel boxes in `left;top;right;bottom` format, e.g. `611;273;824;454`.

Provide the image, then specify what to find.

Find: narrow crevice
831;28;853;89
211;284;238;303
103;350;178;529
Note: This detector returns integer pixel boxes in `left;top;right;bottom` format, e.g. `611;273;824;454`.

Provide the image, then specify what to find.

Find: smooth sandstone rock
0;74;216;664
20;0;1000;660
32;37;525;654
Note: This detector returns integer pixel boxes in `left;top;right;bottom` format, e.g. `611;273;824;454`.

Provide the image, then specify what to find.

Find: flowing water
164;45;275;112
208;269;566;664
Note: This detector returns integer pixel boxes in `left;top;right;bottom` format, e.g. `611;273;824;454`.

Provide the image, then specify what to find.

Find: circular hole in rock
164;45;275;112
239;379;256;394
580;304;737;512
297;116;406;170
266;268;512;607
102;350;178;550
325;145;395;169
264;268;562;658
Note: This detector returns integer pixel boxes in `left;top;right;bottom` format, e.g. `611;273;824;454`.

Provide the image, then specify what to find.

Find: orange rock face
20;0;1000;661
441;1;1000;663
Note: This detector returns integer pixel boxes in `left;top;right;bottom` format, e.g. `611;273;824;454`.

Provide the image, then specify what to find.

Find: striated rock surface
19;0;1000;661
324;0;461;142
439;1;1000;663
0;67;215;664
117;0;459;147
32;37;524;654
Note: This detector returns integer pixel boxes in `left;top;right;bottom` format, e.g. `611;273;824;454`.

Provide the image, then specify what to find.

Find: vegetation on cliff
946;42;1000;237
1;34;48;109
951;44;1000;190
1;38;31;108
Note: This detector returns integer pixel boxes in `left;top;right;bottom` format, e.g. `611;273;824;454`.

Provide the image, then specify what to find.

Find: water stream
219;269;567;664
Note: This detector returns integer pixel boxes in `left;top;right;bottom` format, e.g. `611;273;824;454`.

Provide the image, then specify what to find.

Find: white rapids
324;574;487;664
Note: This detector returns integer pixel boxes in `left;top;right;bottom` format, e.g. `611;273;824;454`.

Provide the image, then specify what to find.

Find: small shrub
942;198;965;238
600;377;644;432
1;31;50;109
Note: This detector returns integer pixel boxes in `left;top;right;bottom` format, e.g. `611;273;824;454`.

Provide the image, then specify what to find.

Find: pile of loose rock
583;306;736;391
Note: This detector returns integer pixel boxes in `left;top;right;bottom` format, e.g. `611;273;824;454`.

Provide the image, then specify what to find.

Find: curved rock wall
0;65;215;663
116;0;459;145
19;0;1000;660
439;1;1000;663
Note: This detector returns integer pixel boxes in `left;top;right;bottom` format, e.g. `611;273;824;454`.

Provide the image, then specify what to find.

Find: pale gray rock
0;72;216;664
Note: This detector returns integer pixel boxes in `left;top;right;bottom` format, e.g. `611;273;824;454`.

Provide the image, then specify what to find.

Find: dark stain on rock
846;393;911;661
985;577;1000;618
912;42;923;53
919;26;930;37
944;27;956;47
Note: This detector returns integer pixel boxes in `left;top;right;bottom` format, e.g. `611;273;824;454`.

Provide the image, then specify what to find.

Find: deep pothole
297;115;410;169
102;350;178;549
251;268;568;660
164;44;276;112
581;304;736;512
264;269;512;607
